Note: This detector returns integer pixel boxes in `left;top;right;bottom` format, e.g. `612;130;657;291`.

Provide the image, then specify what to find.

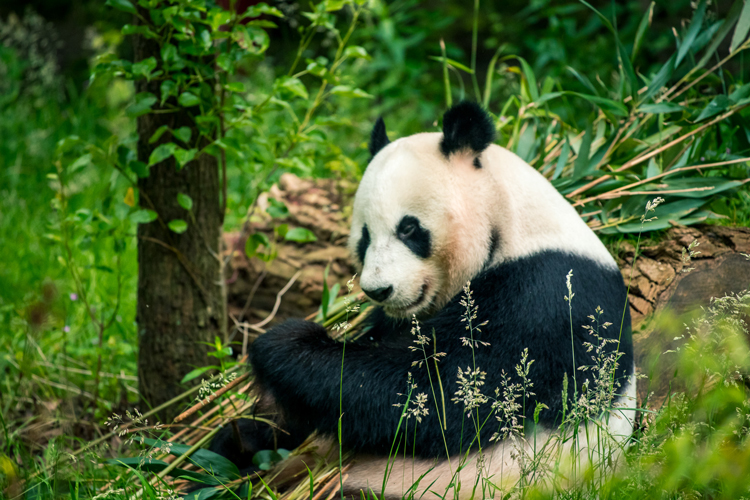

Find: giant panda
210;101;635;498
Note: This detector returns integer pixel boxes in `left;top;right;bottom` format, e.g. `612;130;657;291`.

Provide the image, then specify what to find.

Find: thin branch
250;270;303;330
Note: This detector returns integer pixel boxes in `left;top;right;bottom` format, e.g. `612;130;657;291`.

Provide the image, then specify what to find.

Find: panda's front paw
250;319;331;379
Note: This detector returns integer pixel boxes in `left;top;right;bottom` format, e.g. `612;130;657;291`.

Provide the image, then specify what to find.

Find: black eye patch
397;215;431;259
357;224;370;264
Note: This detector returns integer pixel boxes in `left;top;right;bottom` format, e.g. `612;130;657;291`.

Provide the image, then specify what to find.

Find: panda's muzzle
362;285;393;303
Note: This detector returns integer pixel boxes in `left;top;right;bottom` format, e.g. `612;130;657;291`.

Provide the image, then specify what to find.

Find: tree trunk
133;32;225;421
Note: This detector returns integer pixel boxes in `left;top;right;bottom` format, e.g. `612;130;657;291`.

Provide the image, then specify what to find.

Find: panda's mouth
387;282;430;316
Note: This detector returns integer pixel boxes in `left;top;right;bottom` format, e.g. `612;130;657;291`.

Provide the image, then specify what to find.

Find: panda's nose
362;285;393;303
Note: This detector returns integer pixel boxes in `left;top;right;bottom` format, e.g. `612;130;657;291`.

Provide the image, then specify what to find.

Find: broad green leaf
174;148;197;168
245;233;271;259
68;154;92;174
279;77;309;100
149;125;169;144
225;81;245;93
180;365;216;384
132;57;157;79
148;143;176;166
177;193;193;211
126;92;157;117
330;86;373;99
137;438;241;479
174;126;192;144
632;2;655;61
266;198;289;218
105;0;136;14
178;92;201;108
122;24;157;39
130;161;149;178
731;0;750;52
638;102;686;114
324;0;346;11
245;3;283;17
344;46;371;60
676;0;707;67
285;227;317;243
160;80;177;104
130;209;158;224
168;219;188;234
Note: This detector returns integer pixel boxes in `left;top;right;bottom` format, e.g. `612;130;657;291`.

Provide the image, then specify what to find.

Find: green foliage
454;0;750;233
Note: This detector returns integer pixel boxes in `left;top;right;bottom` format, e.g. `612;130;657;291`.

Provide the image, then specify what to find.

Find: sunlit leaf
168;219;188;234
731;0;750;52
177;193;193;211
105;0;136;15
285;227;317;243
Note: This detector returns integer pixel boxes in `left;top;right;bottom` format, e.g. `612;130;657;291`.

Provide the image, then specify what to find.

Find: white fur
348;132;616;318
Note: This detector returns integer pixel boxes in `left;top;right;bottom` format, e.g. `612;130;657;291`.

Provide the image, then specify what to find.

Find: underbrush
6;264;750;499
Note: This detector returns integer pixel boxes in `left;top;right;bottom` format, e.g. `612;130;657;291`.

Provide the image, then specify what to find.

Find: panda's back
483;144;616;270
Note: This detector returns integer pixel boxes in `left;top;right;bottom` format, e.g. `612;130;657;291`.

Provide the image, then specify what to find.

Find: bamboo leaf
730;0;750;52
428;56;474;74
695;0;744;71
642;54;676;103
553;140;570;180
676;0;707;67
574;123;593;179
695;95;731;121
579;0;638;98
638;102;686;114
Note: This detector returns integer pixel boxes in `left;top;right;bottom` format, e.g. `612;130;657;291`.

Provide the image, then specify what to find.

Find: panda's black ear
440;101;496;158
369;117;390;158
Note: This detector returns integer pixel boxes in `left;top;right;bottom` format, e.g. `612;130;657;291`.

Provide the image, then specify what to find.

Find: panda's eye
396;215;431;258
398;221;416;239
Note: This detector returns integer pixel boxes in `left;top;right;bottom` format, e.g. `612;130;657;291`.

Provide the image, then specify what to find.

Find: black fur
369;117;390;158
396;215;431;259
211;251;632;466
484;227;500;269
356;224;370;264
440;101;496;158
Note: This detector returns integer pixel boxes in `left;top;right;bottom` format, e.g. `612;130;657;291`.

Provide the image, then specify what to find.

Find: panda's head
349;102;499;319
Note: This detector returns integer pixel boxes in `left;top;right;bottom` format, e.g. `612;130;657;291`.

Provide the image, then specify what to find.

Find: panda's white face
349;132;495;319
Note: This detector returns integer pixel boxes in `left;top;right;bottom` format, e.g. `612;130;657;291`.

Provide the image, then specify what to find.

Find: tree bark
133;32;224;421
